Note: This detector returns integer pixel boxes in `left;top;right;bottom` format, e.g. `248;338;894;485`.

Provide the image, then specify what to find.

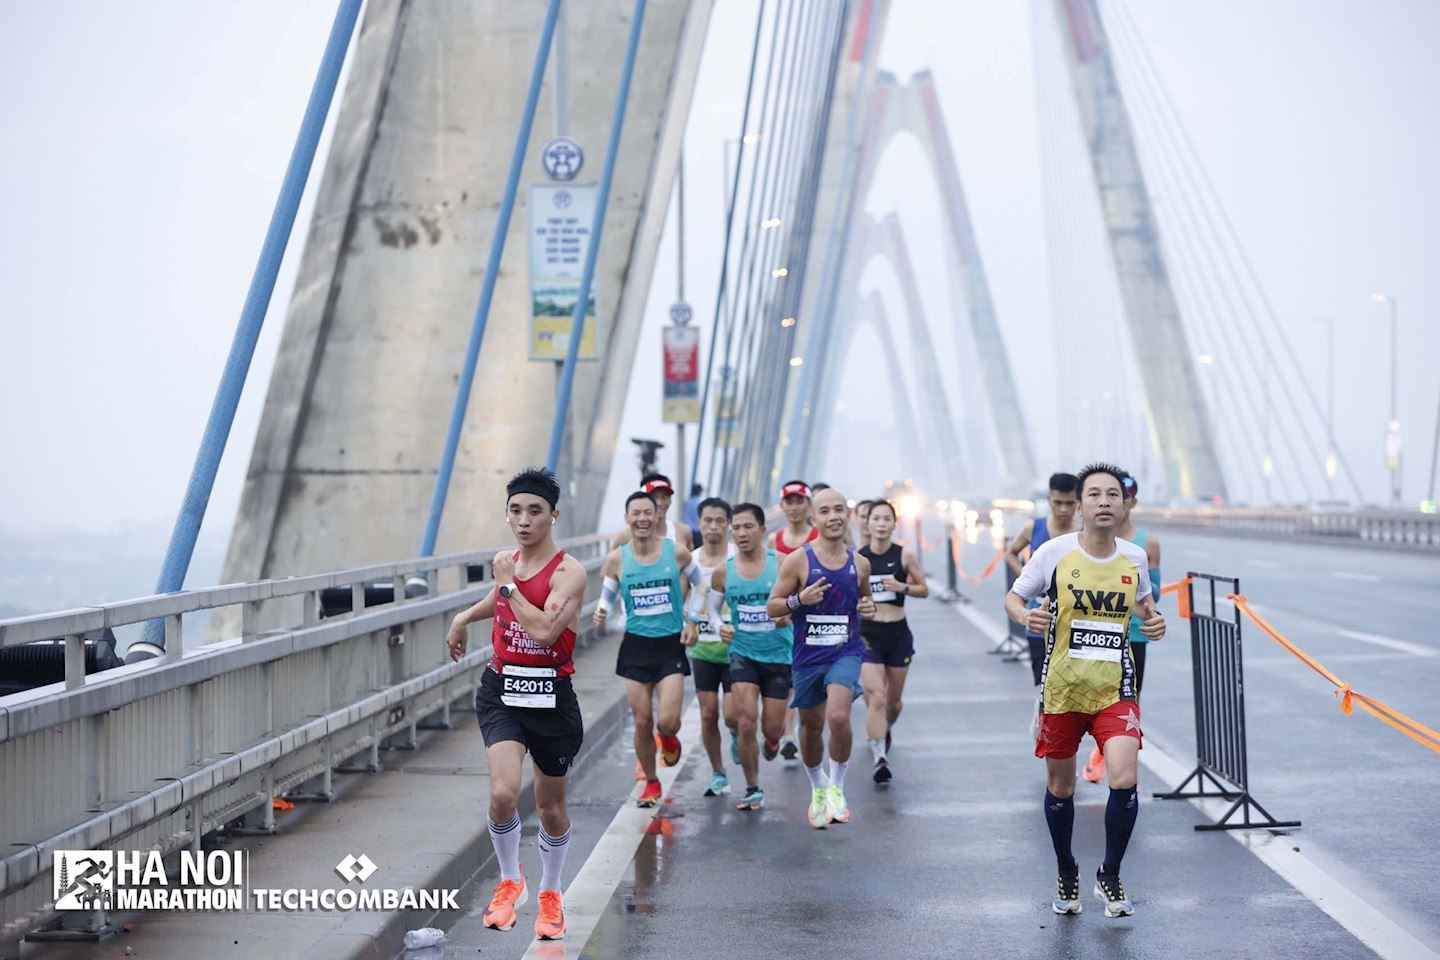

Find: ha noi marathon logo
53;850;457;912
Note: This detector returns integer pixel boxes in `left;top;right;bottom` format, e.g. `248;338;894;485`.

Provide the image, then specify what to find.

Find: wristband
498;583;515;600
786;593;802;612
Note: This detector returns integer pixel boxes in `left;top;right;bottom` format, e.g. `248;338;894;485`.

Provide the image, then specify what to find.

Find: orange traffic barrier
1228;593;1440;756
951;537;1006;585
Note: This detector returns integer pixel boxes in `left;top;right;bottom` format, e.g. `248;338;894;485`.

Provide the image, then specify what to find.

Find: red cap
780;482;811;500
642;478;674;495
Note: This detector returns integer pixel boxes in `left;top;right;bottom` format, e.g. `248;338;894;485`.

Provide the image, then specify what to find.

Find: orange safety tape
1228;593;1440;756
1159;576;1192;619
951;538;1006;585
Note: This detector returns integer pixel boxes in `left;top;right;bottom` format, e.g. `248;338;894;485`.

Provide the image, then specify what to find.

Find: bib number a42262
1067;618;1125;662
804;614;849;647
501;665;557;708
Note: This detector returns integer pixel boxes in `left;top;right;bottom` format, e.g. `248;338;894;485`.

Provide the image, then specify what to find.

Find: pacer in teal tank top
725;550;792;664
620;539;685;638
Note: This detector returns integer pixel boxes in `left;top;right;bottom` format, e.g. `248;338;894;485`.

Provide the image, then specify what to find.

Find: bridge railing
1132;506;1440;550
0;534;610;944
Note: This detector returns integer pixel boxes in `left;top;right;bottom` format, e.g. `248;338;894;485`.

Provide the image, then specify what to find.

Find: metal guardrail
0;534;609;945
1132;506;1440;550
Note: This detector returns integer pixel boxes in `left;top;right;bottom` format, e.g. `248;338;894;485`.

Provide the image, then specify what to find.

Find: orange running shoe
658;734;683;767
637;779;663;807
482;875;528;931
1083;746;1105;784
534;890;566;940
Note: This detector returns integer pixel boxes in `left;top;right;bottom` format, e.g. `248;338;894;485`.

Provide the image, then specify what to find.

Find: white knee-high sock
805;762;829;790
488;813;522;882
538;826;571;892
869;738;886;763
829;758;849;786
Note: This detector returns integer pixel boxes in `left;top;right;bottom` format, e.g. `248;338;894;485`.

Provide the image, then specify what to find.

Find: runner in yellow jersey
1005;463;1165;919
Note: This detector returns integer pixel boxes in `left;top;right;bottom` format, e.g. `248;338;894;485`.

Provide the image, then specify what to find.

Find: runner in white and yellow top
1005;463;1165;920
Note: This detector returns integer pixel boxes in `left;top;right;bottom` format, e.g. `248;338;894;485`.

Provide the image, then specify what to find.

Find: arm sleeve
1149;566;1161;600
1010;541;1053;602
682;558;706;588
597;576;620;613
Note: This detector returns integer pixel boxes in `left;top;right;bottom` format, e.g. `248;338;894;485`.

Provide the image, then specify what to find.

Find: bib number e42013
1068;618;1125;662
501;665;557;708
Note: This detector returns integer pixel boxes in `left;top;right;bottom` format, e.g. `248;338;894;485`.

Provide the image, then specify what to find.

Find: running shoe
637;779;663;808
780;736;799;764
825;784;851;824
1052;864;1082;915
482;875;528;930
763;737;780;762
730;734;742;766
872;757;892;785
658;734;683;767
1094;869;1133;917
1083;746;1106;784
807;788;831;829
736;785;765;811
703;770;731;797
534;890;565;940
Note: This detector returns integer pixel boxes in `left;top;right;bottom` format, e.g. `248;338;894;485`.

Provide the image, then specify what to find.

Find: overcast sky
2;1;1437;595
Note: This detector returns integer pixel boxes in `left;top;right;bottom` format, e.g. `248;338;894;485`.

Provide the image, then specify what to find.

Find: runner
595;491;706;807
1082;472;1163;783
611;473;695;548
1005;473;1080;686
858;498;929;783
855;499;874;545
768;487;877;828
687;497;741;797
1005;463;1165;918
770;479;818;764
704;503;794;810
446;468;587;940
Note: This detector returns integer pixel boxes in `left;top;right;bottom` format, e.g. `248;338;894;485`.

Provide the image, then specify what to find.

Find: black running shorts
728;654;792;701
474;666;583;778
690;656;732;693
861;618;915;668
615;632;691;685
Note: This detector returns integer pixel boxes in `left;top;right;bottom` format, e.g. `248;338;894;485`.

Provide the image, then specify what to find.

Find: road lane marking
1139;737;1440;960
952;601;1010;646
521;698;703;959
1245;558;1280;569
1333;571;1381;583
1336;629;1435;657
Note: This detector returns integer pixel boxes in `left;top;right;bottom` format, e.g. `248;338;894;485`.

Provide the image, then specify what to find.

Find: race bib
736;603;773;633
804;614;850;647
631;586;674;617
500;664;557;708
697;616;718;638
1068;619;1125;662
869;574;897;603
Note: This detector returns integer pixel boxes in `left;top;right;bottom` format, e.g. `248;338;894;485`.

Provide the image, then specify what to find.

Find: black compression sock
1044;790;1076;872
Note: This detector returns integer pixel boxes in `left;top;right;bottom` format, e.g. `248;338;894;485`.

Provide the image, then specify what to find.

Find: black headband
508;478;559;508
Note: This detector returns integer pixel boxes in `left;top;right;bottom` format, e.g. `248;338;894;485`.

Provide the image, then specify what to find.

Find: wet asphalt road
425;558;1412;960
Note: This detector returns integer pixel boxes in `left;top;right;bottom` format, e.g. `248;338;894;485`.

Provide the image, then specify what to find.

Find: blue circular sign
541;137;584;182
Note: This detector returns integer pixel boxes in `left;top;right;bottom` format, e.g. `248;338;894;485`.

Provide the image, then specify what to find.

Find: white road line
1334;571;1381;583
952;601;1011;646
1139;739;1440;960
1245;558;1280;569
1336;628;1435;657
521;698;703;959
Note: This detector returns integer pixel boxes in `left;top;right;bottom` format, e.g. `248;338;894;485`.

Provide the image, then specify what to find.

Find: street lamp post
1319;318;1336;499
1372;294;1401;506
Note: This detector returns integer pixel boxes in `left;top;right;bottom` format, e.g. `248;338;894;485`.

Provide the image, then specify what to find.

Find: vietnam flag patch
1121;575;1133;584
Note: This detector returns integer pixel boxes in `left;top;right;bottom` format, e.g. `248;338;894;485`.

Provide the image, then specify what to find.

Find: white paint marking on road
1336;629;1435;657
1333;571;1381;583
952;601;1010;646
1245;558;1280;569
521;698;703;959
1139;738;1440;960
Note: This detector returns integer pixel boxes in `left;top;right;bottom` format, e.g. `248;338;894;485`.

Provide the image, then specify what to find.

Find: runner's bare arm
502;558;588;646
1005;521;1034;575
766;549;805;619
446;587;498;661
897;546;930;598
611;527;633;547
857;554;877;619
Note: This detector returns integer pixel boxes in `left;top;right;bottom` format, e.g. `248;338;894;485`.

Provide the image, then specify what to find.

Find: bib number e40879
1067;618;1125;662
501;665;557;708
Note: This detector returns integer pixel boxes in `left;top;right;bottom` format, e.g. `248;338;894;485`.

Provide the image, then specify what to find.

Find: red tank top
490;549;577;676
775;526;819;554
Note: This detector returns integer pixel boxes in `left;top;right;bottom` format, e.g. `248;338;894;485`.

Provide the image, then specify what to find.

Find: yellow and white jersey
1011;532;1152;715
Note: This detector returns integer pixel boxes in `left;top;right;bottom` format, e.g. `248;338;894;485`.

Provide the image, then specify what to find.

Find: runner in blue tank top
768;488;876;829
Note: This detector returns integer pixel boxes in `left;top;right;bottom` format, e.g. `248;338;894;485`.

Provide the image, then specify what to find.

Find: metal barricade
1154;572;1300;831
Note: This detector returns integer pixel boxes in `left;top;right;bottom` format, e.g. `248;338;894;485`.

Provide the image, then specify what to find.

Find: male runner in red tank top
446;468;588;942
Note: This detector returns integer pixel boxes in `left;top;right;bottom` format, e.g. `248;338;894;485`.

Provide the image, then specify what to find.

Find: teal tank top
620;540;684;638
724;550;792;664
1128;530;1160;644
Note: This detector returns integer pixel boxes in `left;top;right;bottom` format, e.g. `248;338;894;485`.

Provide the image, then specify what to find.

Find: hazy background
2;0;1437;614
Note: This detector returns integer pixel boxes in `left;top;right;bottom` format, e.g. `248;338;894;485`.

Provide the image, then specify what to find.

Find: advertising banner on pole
528;183;599;361
662;324;700;424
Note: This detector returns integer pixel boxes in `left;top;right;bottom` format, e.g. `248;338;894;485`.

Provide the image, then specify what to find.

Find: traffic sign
540;137;584;182
669;302;693;326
